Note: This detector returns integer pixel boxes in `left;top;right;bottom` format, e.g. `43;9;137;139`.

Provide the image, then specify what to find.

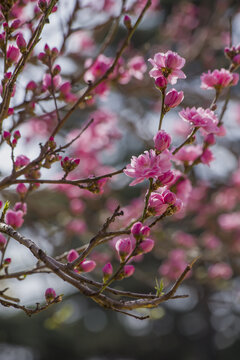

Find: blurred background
1;0;240;359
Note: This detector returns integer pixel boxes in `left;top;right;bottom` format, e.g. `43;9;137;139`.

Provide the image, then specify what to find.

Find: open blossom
179;107;219;134
6;210;24;228
149;50;186;84
201;68;239;90
15;155;30;168
124;149;172;186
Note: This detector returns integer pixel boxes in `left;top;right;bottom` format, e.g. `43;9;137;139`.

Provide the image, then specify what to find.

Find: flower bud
155;76;168;89
115;238;132;262
102;262;113;282
0;234;6;251
138;238;154;254
140;226;151;237
78;259;96;273
123;265;135;278
45;287;56;303
154;130;171;152
124;15;132;30
131;222;142;238
16;183;28;195
67;249;79;263
13;130;21;139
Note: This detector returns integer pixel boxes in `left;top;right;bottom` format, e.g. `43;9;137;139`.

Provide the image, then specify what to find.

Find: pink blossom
131;222;143;238
16;183;28;195
179;107;219;134
26;81;37;91
154;130;171;152
149;50;186;84
233;54;240;65
128;56;147;80
14;202;27;215
201;148;214;166
0;234;6;250
67;249;79;262
102;262;113;281
174;145;202;165
162;189;177;204
16;33;27;51
201;68;239;89
208;263;233;280
122;264;135;278
115;238;132;261
157;170;175;186
138;238;154;254
164;89;184;109
155;76;168;89
6;210;24;228
78;259;96;273
140;226;151;237
6;45;20;64
15;155;30;168
45;288;56;302
124;149;172;186
148;192;168;216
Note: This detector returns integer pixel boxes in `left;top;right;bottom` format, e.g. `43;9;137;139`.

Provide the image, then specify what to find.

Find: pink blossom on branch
179;107;219;134
124;149;172;186
149;50;186;84
201;68;239;90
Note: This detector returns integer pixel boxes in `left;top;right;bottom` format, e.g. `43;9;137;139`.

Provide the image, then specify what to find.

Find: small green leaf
1;200;10;221
154;278;164;297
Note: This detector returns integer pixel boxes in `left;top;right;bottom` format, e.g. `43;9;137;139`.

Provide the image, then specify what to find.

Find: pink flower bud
78;259;96;273
45;287;56;302
67;249;79;263
205;133;215;145
15;155;30;168
53;64;61;75
233;54;240;65
131;222;142;238
7;45;20;64
0;234;6;250
115;238;132;261
154;130;171;152
155;76;168;89
8;108;14;115
14;202;27;215
16;33;27;51
163;190;177;205
140;226;151;237
59;82;71;95
12;138;17;147
11;20;21;29
102;262;113;282
124;15;132;30
5;72;12;79
123;264;135;278
4;258;11;266
13;130;21;139
173;199;183;213
3;131;11;141
138;238;154;254
164;89;184;109
16;183;28;195
26;81;37;91
157;170;175;186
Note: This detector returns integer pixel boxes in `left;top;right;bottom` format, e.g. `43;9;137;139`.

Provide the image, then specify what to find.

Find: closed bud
116;238;132;262
45;287;56;303
102;262;113;282
67;249;79;263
